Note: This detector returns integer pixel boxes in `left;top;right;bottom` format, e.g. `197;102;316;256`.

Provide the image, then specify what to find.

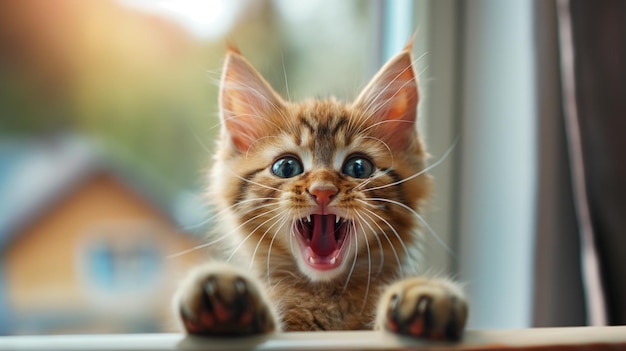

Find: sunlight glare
118;0;243;40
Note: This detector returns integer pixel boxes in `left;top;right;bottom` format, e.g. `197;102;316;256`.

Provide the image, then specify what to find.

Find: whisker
360;119;414;135
360;204;411;260
247;209;291;269
245;135;281;159
182;197;279;231
346;53;425;137
227;167;284;193
353;209;384;276
222;79;290;124
362;197;455;257
356;58;417;132
168;205;281;259
342;220;359;294
362;137;459;193
227;208;288;262
354;218;372;314
358;209;403;278
363;77;417;123
280;51;291;102
221;83;301;141
265;210;292;285
352;168;393;192
361;135;394;164
187;122;214;155
221;109;281;131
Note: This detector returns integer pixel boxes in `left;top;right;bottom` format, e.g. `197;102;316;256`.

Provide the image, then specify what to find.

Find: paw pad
378;279;467;341
178;271;276;336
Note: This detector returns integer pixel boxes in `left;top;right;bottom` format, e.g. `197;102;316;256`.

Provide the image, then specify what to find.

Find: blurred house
0;136;207;335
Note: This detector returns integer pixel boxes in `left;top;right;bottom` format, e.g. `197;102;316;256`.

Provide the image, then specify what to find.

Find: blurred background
0;0;624;336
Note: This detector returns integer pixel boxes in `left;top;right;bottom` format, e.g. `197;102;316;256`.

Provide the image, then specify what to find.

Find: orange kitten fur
175;43;467;340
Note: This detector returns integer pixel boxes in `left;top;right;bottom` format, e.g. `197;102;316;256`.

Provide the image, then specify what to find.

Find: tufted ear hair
353;44;419;150
219;48;285;153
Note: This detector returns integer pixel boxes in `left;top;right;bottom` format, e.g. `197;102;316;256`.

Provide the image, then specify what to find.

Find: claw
178;270;276;336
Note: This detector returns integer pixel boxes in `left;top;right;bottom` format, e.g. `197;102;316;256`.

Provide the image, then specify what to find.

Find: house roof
0;134;205;252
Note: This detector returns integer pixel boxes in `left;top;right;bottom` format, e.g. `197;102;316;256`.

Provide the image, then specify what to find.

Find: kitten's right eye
271;156;304;178
342;156;374;179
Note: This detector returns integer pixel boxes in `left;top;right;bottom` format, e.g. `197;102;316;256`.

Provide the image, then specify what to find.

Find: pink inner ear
354;50;419;150
225;119;260;152
219;51;284;153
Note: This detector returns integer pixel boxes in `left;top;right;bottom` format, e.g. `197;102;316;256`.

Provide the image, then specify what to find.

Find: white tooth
335;216;341;224
309;257;315;264
307;215;311;222
330;257;336;265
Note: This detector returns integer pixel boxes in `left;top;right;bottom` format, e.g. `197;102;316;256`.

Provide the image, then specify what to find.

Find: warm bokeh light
119;0;244;39
0;0;374;335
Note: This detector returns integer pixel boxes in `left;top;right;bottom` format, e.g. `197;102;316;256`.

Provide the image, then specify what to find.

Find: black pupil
353;160;365;177
273;158;302;178
345;158;372;178
281;160;295;176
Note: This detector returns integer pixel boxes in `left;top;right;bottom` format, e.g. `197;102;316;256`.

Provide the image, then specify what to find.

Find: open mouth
294;214;350;271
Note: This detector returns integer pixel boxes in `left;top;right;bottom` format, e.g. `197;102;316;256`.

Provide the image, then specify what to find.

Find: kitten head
210;45;430;283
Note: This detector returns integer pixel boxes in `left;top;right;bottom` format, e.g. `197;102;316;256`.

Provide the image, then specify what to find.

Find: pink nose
309;185;338;207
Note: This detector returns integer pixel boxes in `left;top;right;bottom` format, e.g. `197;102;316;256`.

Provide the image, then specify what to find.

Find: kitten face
211;47;430;282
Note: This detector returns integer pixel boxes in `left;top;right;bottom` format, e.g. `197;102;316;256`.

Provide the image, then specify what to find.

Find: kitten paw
176;264;277;336
376;278;468;341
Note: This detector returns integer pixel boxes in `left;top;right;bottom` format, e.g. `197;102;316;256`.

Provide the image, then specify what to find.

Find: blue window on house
87;240;161;291
89;244;115;289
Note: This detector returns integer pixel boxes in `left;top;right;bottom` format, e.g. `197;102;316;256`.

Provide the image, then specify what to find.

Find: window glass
0;0;378;335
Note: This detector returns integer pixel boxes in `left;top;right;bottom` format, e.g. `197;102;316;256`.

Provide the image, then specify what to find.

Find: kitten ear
353;45;419;150
220;48;284;152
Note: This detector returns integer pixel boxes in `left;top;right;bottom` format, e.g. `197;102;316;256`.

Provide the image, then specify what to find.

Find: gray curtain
534;0;626;326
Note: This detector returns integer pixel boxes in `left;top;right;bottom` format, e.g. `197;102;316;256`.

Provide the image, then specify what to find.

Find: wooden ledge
0;326;625;350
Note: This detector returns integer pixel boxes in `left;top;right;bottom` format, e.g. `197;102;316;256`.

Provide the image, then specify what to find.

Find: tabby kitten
175;43;468;340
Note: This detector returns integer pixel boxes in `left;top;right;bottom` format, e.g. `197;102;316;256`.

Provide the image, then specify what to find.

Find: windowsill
1;326;625;350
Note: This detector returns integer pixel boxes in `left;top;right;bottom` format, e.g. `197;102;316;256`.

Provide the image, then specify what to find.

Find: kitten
175;42;468;340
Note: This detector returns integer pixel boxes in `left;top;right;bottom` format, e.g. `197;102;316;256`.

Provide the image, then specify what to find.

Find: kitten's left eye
272;156;304;178
342;157;374;179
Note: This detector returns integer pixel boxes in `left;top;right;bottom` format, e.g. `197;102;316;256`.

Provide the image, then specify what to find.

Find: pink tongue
310;214;337;256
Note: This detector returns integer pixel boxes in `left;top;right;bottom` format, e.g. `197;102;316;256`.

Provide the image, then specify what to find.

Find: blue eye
342;157;374;179
272;157;304;178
